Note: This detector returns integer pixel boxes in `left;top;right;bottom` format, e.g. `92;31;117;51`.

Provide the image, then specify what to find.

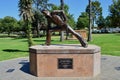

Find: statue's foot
81;42;88;48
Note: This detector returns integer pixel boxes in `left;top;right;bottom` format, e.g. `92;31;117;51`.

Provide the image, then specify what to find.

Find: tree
105;16;112;28
32;10;47;37
32;0;52;37
109;0;120;27
76;12;89;29
60;0;64;41
67;14;76;28
96;15;105;29
60;0;64;10
0;18;3;33
18;0;34;47
17;20;27;33
86;0;102;28
51;5;60;10
33;0;52;11
87;0;92;42
0;16;18;36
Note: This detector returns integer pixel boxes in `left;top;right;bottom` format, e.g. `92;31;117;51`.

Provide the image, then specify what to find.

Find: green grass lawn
89;33;120;56
0;33;120;61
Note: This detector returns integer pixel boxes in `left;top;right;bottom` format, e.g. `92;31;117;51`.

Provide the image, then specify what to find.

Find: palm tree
87;0;92;42
18;0;34;47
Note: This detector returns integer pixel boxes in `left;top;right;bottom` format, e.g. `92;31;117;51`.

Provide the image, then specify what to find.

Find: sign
58;58;73;69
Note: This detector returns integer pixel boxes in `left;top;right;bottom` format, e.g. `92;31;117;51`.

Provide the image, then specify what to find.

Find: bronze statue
42;10;88;47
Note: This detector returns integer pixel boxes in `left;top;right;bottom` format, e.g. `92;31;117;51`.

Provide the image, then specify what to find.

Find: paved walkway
0;55;120;80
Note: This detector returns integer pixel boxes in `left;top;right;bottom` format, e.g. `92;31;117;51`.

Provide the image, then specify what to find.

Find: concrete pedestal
29;44;101;77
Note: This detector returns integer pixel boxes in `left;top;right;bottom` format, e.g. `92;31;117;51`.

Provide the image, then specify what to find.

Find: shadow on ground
115;67;120;71
19;60;30;74
3;49;28;52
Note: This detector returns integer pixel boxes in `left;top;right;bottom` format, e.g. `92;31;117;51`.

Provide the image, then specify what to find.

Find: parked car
92;29;101;33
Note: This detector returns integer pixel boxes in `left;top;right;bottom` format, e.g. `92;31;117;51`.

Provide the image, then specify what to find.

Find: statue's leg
65;25;88;47
46;29;51;45
66;27;69;40
47;14;87;47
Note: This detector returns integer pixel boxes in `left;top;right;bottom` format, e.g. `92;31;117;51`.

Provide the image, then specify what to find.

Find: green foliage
0;18;3;33
76;12;89;29
96;15;105;28
67;14;76;28
17;20;26;32
86;0;102;27
0;16;18;36
62;4;69;14
32;9;47;30
51;5;60;10
105;16;112;27
32;0;51;37
18;0;34;22
109;0;120;27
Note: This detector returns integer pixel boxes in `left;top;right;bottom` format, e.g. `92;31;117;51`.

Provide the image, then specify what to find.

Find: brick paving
0;55;120;80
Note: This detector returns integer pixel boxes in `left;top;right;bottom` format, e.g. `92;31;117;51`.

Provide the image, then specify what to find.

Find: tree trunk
60;0;64;42
92;17;95;29
36;4;40;37
8;32;10;37
66;28;69;40
26;21;33;47
60;0;64;10
36;20;40;37
87;0;92;42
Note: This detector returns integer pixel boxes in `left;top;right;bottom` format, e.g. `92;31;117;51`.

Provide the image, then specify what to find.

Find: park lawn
0;36;47;61
0;33;120;61
0;38;28;61
89;33;120;56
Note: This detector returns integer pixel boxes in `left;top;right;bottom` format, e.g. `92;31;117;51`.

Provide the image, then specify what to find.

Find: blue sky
0;0;112;21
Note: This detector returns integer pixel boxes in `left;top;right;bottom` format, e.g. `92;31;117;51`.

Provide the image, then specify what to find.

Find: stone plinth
71;30;87;40
29;44;101;77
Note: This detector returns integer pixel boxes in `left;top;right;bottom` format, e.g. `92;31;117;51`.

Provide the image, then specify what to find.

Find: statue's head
41;10;50;16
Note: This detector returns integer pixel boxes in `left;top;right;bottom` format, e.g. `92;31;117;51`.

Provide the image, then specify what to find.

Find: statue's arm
52;10;67;22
